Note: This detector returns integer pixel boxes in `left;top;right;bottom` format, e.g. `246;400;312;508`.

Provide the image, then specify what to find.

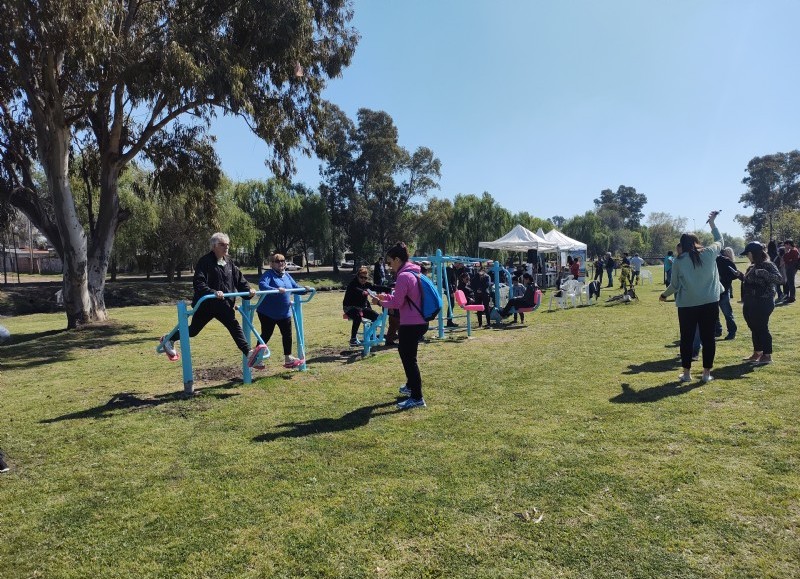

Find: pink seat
455;289;484;312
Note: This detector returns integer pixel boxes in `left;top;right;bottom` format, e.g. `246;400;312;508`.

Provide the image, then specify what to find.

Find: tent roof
542;229;587;251
478;224;558;252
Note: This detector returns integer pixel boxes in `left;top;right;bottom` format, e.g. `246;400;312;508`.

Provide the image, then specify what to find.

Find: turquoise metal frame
410;249;514;337
156;287;316;394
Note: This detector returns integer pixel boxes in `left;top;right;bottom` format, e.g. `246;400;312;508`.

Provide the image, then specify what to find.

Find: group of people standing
659;212;791;383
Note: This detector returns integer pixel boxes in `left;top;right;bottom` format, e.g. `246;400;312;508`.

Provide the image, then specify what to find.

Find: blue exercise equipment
156;287;316;395
411;249;515;337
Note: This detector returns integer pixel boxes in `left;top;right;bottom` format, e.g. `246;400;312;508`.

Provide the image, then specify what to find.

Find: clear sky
211;0;800;237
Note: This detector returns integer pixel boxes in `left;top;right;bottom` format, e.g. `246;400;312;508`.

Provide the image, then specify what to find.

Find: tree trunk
43;125;92;328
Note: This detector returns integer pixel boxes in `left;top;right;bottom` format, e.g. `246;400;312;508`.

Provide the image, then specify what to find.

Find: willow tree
0;0;357;327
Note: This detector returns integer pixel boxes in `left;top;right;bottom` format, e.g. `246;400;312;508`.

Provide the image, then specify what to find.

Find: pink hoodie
380;261;427;325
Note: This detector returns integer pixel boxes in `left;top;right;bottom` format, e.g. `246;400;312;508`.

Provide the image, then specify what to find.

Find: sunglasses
273;259;286;263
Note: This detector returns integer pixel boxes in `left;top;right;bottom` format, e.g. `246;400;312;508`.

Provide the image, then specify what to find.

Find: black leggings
257;313;293;355
742;299;775;354
398;324;428;399
677;302;718;369
345;307;379;340
169;300;249;355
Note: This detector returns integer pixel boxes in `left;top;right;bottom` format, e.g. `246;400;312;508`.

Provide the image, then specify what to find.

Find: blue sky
212;0;800;237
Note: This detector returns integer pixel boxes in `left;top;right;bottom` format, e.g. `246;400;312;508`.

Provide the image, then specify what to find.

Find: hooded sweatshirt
379;261;426;325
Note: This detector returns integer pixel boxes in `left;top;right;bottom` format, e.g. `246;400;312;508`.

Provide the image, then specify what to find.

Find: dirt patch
195;365;242;383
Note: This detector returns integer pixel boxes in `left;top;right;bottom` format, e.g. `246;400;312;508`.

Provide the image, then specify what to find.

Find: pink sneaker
248;344;268;368
283;357;304;369
160;336;179;362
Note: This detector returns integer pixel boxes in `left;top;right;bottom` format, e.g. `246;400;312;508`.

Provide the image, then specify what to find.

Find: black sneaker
0;454;9;473
446;321;459;328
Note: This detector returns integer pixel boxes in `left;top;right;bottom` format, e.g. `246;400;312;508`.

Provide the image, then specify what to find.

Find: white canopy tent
479;224;558;252
539;228;587;252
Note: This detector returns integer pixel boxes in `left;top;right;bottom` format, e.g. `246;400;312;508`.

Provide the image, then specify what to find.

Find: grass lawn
1;270;799;578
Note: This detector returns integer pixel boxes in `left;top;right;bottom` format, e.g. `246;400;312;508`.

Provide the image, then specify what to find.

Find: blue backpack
407;272;442;322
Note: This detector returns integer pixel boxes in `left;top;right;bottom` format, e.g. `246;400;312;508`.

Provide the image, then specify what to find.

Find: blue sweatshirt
662;227;723;307
257;269;300;319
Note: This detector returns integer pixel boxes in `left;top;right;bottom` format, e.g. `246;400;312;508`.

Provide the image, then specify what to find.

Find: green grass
1;270;799;578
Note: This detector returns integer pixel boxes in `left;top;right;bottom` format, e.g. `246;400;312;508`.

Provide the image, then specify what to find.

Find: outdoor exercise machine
156;287;316;395
410;249;516;338
345;306;389;356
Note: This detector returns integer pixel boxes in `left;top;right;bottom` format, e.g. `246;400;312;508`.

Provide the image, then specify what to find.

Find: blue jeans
714;291;737;337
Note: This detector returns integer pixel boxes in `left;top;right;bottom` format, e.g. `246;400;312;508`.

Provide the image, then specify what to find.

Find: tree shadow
252;400;402;442
0;322;150;370
40;383;240;423
1;328;68;345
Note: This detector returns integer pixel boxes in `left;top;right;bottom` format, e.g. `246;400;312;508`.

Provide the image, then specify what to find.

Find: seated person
500;273;537;318
343;266;391;346
510;276;526;323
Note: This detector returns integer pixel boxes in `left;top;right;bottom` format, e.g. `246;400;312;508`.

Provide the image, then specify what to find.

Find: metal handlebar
192;287;315;310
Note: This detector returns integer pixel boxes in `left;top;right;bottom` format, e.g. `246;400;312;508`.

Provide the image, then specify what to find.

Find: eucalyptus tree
0;0;357;327
317;105;440;265
594;185;648;229
738;151;800;239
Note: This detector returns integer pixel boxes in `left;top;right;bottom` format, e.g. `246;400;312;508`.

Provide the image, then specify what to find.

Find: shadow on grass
623;357;680;375
3;328;68;345
253;400;402;442
40;384;241;423
0;322;149;370
610;382;702;403
611;363;757;404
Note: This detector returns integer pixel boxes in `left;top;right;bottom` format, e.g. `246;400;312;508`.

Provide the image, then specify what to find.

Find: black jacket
716;255;739;292
192;251;250;307
342;278;391;309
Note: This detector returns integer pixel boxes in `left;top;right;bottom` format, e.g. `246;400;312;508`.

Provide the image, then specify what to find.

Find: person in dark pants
604;252;615;287
593;256;604;285
715;247;739;340
660;212;724;383
781;239;799;303
159;232;255;363
736;241;783;365
343;266;391;346
257;253;311;369
499;273;537;317
373;242;428;410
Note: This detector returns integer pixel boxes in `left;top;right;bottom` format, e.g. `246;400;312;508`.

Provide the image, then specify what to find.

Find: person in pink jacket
373;242;429;409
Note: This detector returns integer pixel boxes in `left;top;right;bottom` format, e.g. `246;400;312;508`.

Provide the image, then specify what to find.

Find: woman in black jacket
736;242;783;365
343;266;391;346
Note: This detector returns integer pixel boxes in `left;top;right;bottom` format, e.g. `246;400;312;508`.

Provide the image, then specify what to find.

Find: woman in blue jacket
660;212;723;383
257;254;310;369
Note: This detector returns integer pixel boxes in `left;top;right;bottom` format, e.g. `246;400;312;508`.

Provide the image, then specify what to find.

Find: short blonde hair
210;232;229;250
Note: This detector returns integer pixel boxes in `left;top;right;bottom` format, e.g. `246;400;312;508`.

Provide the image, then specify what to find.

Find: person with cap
781;239;799;303
734;241;783;365
659;211;724;384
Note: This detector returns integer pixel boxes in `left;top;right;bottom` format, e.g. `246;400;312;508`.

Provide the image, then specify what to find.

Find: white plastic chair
639;269;653;285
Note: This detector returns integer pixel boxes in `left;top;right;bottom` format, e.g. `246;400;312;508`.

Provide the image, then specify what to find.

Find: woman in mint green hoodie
660;212;723;384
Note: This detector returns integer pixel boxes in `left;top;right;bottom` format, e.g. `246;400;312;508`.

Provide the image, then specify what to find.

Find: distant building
2;247;63;274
